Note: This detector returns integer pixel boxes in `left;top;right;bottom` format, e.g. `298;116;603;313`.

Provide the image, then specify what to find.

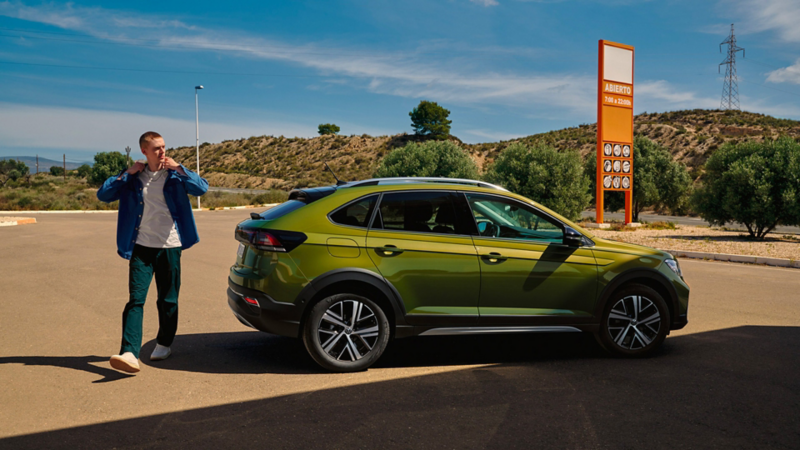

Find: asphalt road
1;209;798;449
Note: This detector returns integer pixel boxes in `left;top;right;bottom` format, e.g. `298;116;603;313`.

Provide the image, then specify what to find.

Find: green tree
318;123;341;135
409;100;452;140
89;152;128;186
485;142;591;221
76;164;92;178
585;136;692;221
0;159;29;186
692;137;800;239
374;140;478;179
49;166;65;176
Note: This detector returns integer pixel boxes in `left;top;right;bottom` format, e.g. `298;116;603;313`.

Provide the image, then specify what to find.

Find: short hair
139;131;163;148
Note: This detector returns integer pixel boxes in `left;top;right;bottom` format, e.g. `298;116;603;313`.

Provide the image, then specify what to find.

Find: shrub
374;140;478;180
484;142;591;221
691;137;800;239
49;166;65;176
89;152;128;186
586;136;692;221
0;159;29;186
409;100;452;140
318;123;340;135
76;164;92;178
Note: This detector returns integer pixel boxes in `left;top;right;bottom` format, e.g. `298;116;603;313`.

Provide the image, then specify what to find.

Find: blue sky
1;0;799;162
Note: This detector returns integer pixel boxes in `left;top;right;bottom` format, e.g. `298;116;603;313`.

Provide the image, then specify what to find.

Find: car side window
465;193;564;244
329;195;378;228
373;191;468;235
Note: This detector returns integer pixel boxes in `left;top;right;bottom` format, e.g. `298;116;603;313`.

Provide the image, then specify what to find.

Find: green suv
228;178;689;371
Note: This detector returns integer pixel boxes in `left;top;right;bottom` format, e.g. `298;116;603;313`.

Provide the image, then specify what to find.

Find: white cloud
766;59;800;85
716;0;800;43
635;80;718;110
0;102;315;155
470;0;499;6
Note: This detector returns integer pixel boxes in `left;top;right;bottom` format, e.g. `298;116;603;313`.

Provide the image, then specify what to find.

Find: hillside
0;156;90;172
167;109;800;190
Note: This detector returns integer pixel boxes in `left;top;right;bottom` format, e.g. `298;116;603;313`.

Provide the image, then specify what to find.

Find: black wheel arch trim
295;268;409;327
595;267;680;324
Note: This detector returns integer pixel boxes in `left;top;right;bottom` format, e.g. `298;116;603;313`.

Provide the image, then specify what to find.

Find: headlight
665;258;682;278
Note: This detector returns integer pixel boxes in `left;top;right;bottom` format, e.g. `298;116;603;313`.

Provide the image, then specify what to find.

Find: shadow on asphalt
3;326;799;448
0;355;134;383
136;330;606;375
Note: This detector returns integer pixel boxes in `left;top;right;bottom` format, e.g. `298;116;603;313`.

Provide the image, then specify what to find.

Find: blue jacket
96;165;209;259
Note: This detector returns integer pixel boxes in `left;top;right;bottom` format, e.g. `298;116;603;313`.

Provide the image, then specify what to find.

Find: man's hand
121;161;145;178
163;157;186;175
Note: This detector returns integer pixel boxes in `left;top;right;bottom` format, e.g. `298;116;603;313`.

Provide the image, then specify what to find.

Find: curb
0;218;37;227
664;249;800;269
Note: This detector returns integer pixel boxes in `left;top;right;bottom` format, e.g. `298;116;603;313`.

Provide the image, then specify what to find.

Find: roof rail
344;177;507;191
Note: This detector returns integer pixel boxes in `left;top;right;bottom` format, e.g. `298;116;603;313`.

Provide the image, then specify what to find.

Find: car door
366;190;481;325
465;193;598;322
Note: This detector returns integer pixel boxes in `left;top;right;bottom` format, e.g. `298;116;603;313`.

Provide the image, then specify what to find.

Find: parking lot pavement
1;210;799;448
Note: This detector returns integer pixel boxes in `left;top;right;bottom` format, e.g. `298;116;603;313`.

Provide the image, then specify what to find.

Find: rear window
256;200;306;220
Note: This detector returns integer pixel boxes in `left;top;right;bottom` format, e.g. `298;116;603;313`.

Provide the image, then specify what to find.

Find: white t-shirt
135;166;182;248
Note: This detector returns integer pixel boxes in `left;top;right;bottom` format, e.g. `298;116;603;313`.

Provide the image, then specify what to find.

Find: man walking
97;131;208;373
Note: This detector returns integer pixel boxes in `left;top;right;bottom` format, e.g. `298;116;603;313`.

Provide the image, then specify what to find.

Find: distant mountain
0;156;92;172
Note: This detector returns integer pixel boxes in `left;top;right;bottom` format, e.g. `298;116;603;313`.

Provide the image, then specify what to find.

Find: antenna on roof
324;162;347;186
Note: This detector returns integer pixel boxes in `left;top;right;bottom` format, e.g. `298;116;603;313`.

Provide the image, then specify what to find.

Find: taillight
252;231;285;252
243;296;259;306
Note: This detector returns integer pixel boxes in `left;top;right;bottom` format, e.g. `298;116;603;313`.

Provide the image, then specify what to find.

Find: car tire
597;284;670;357
302;293;390;372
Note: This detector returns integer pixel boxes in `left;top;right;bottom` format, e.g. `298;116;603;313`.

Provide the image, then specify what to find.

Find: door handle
376;245;404;257
481;252;507;263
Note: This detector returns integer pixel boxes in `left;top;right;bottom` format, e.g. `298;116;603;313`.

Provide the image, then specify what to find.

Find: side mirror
564;226;583;247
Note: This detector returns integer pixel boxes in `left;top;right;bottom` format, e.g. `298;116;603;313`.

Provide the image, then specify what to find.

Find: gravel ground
589;225;800;260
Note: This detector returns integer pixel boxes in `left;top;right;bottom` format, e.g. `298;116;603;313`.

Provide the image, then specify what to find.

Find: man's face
141;137;166;168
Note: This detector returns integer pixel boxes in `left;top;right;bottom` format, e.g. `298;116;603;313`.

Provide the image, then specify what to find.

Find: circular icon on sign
612;176;621;189
613;160;621;173
622;176;630;189
604;143;612;156
603;176;612;188
622;161;631;173
623;145;631;157
603;160;612;172
613;144;622;157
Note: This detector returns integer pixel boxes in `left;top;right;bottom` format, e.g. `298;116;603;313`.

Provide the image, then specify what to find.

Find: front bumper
227;278;302;338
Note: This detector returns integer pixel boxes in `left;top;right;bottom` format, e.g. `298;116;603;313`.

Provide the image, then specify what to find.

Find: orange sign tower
596;40;634;224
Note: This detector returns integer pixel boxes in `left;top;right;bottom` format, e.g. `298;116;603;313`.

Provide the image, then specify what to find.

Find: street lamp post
194;85;204;210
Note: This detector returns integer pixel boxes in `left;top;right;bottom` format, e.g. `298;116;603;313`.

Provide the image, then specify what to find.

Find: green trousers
120;245;182;358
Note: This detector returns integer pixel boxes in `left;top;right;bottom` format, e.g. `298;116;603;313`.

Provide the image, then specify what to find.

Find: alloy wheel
607;295;661;350
317;299;380;361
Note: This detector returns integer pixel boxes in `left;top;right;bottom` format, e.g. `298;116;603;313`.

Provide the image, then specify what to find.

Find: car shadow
0;355;134;383
2;326;798;449
139;329;632;375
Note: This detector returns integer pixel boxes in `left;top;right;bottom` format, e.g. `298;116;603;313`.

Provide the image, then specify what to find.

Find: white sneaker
110;352;140;373
150;344;171;361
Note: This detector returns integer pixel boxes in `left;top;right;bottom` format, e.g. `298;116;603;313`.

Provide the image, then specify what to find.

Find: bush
409;100;452;140
89;152;128;186
49;166;65;176
586;136;692;221
374;141;478;179
76;164;92;178
484;142;591;221
691;137;800;239
318;123;340;135
0;159;29;186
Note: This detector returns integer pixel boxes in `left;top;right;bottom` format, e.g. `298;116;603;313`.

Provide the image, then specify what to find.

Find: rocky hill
168;109;800;190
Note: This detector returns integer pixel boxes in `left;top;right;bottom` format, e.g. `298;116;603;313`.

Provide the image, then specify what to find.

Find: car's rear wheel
302;293;390;372
597;284;670;357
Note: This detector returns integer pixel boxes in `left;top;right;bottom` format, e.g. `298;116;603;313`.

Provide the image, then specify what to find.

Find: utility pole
63;154;66;181
125;146;131;167
719;23;745;111
36;155;38;174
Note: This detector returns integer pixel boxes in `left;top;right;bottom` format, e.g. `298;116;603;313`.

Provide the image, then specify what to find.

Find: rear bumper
227;278;302;338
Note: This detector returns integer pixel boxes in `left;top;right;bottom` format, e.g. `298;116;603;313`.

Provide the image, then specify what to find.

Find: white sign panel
603;45;633;84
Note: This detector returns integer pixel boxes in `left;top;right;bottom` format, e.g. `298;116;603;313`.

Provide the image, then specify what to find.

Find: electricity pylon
719;23;745;110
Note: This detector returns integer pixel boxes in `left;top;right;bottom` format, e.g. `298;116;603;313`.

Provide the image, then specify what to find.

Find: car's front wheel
597;284;670;357
302;293;390;372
